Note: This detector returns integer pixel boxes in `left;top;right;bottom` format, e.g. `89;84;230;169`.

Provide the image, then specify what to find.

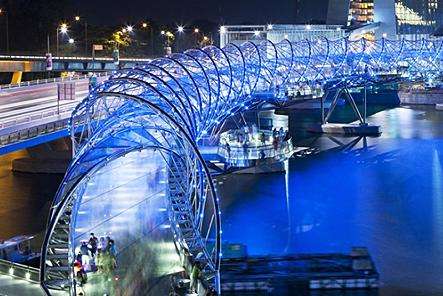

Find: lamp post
177;26;184;52
142;22;154;55
74;16;88;56
193;28;200;47
57;23;68;57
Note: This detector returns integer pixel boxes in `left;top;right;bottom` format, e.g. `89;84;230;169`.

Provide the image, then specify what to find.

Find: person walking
226;142;231;160
260;132;266;145
88;233;98;257
242;141;249;160
259;149;266;160
190;262;201;293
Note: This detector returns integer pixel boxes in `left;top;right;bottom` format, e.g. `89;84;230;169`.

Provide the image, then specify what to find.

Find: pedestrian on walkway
88;233;98;257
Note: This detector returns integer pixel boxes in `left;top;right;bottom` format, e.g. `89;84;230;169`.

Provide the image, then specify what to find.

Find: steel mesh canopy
40;37;443;295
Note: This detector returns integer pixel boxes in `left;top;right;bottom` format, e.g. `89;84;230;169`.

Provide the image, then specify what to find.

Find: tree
109;30;132;49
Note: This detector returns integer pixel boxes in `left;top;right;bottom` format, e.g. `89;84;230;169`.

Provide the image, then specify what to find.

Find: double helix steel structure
40;37;442;295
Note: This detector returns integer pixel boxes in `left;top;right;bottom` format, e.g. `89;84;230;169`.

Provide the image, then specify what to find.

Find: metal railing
0;101;76;130
0;54;152;62
0;72;108;90
0;259;39;284
218;141;294;162
0;104;75;148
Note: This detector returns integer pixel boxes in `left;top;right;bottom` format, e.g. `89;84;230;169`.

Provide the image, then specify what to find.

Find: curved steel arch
41;37;443;295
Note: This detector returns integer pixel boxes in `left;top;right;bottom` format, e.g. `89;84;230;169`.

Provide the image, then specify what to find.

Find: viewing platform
212;127;298;173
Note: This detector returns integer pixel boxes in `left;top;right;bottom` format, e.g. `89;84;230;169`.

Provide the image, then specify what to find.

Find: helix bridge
40;37;442;295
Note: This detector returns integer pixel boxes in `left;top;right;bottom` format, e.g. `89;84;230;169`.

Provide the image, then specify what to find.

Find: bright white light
219;26;226;34
126;25;133;32
177;26;184;33
60;27;68;34
382;33;388;38
68;38;75;44
254;31;260;36
306;24;312;30
284;34;289;39
267;24;273;30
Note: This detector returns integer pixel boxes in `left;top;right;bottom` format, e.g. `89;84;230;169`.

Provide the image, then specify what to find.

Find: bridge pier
312;87;381;136
11;71;22;84
11;138;71;174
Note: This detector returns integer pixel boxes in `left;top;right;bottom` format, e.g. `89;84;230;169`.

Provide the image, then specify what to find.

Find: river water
1;105;442;295
219;105;443;296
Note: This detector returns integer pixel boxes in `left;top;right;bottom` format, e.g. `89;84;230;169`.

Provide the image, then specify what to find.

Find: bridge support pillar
11;138;72;173
11;71;23;84
313;87;380;136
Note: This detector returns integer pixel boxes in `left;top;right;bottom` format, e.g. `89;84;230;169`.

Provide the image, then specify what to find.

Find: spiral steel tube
40;37;442;295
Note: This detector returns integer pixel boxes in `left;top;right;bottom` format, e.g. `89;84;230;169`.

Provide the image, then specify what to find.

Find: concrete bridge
0;55;151;73
0;74;107;155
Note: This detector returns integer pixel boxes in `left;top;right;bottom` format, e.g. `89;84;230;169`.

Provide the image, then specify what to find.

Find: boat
0;235;40;264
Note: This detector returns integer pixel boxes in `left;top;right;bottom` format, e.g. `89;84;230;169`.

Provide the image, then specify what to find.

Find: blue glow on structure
40;37;443;294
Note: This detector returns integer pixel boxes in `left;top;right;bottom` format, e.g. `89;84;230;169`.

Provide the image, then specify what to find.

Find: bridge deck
0;275;66;296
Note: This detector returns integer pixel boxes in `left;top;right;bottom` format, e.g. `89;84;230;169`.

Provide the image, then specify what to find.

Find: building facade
347;0;441;39
219;24;345;48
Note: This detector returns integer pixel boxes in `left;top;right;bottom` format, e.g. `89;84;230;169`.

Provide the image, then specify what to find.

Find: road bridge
0;55;151;73
0;74;107;155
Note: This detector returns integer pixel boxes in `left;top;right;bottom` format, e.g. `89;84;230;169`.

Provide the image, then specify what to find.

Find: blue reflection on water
220;106;443;295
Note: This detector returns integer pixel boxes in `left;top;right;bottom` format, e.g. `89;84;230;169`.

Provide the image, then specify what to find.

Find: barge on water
220;246;378;295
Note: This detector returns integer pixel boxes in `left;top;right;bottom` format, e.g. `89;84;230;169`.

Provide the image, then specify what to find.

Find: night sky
73;0;323;25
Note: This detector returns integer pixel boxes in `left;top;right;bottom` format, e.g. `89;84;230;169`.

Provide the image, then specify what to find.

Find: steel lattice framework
40;37;442;295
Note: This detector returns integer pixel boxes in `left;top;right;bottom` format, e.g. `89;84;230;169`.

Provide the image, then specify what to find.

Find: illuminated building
219;24;345;48
347;0;441;40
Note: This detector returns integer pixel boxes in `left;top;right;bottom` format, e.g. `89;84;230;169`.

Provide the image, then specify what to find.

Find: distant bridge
0;54;151;74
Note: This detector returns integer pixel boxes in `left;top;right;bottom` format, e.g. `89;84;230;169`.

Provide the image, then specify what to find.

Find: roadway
0;78;91;118
0;77;106;154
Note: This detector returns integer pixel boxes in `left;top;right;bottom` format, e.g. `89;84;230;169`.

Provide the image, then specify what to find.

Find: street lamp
194;28;199;33
126;25;133;33
176;26;185;52
60;24;68;34
141;22;154;55
68;38;75;44
57;23;69;56
74;15;88;56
